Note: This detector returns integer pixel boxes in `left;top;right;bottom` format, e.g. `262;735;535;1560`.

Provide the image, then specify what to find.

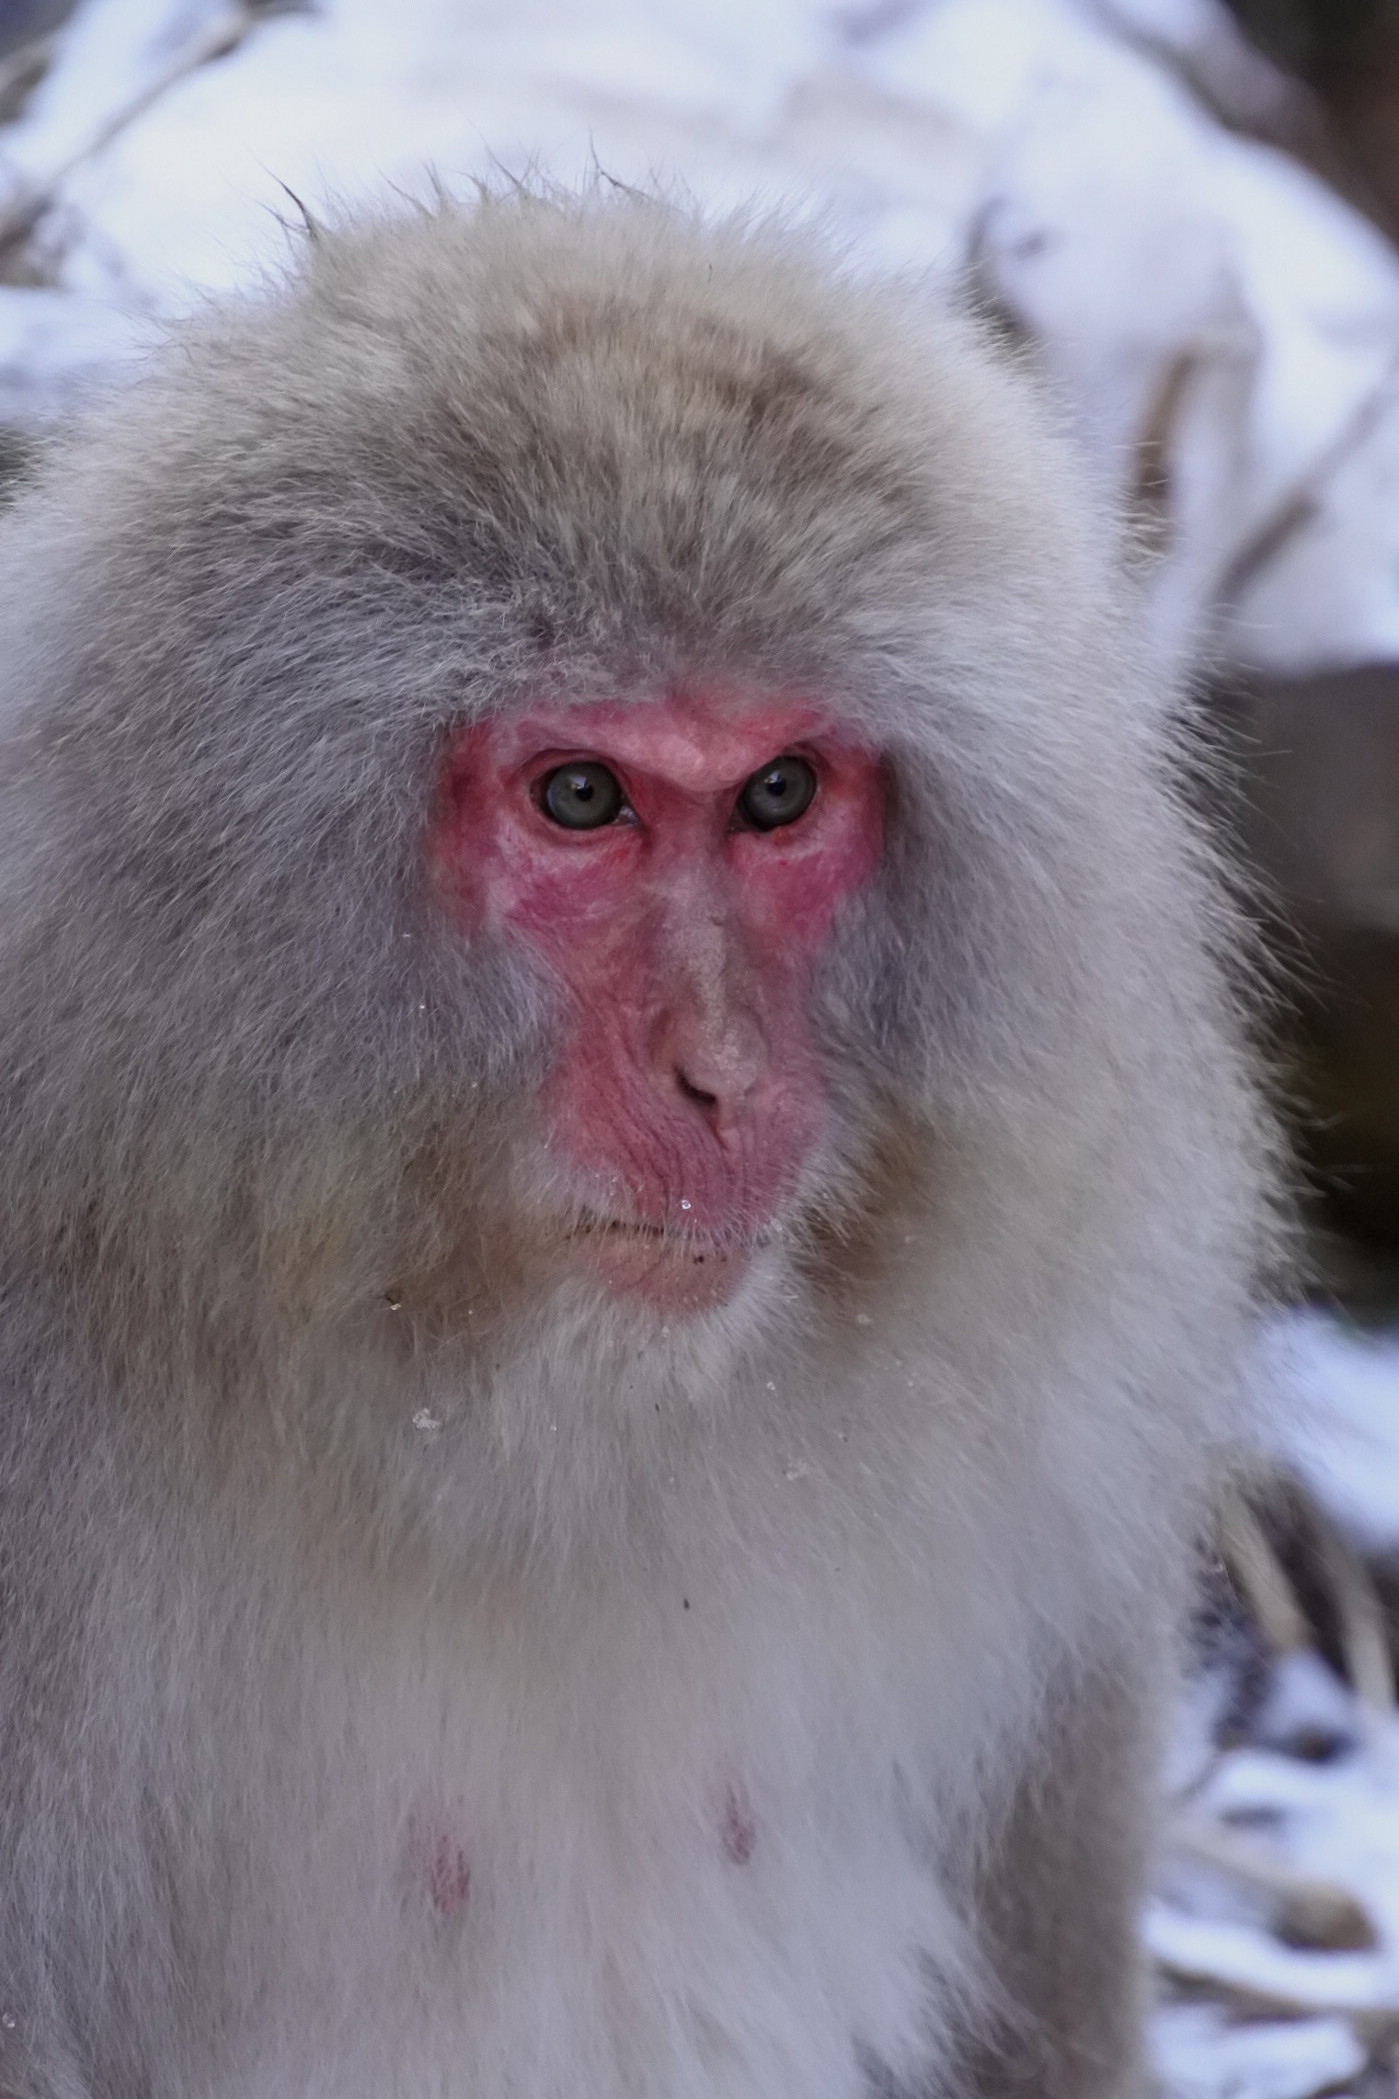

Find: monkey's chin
567;1220;751;1316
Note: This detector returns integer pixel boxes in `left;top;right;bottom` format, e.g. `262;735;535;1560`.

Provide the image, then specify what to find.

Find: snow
1148;1716;1399;2086
1267;1308;1399;1556
1132;1320;1399;2086
0;281;148;420
1154;2005;1366;2099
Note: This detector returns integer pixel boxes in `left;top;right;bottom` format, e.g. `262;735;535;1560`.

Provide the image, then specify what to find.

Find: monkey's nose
666;1013;769;1134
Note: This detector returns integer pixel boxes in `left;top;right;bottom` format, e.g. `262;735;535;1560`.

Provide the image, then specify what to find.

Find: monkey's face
433;692;884;1316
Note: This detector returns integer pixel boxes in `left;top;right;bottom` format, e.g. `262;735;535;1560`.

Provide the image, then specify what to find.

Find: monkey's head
0;189;1258;1493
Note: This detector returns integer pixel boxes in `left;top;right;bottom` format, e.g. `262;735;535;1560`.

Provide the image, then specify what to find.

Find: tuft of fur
0;188;1277;2099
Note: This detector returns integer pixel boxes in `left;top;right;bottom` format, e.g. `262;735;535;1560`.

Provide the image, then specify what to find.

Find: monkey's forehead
117;192;1097;657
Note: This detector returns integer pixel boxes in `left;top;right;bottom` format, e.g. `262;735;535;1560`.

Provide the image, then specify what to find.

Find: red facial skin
434;691;883;1313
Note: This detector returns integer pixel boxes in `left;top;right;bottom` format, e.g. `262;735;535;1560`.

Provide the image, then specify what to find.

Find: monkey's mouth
564;1213;758;1314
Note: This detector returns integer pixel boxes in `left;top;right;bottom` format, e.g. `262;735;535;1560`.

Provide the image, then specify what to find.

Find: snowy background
5;1;1399;2091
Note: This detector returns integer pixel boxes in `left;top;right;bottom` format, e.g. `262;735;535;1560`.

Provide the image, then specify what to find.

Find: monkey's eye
538;762;625;830
736;756;817;832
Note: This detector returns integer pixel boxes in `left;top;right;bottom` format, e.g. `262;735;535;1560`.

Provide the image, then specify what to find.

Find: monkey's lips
565;1215;754;1314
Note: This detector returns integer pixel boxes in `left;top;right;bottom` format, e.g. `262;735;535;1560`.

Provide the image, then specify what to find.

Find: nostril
676;1069;719;1111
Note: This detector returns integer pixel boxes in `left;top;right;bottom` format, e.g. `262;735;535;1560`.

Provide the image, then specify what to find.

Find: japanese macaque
0;190;1273;2099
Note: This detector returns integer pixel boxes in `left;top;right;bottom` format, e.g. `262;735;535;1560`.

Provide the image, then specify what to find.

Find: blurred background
7;0;1399;2089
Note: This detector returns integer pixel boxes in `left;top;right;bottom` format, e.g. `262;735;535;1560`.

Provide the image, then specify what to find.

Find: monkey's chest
207;1715;952;2099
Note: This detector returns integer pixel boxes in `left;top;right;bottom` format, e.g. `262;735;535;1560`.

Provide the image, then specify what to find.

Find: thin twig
0;2;262;266
1214;1475;1313;1654
1210;341;1399;625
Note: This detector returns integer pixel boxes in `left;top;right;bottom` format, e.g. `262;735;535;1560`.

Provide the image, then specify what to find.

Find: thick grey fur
0;188;1275;2098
